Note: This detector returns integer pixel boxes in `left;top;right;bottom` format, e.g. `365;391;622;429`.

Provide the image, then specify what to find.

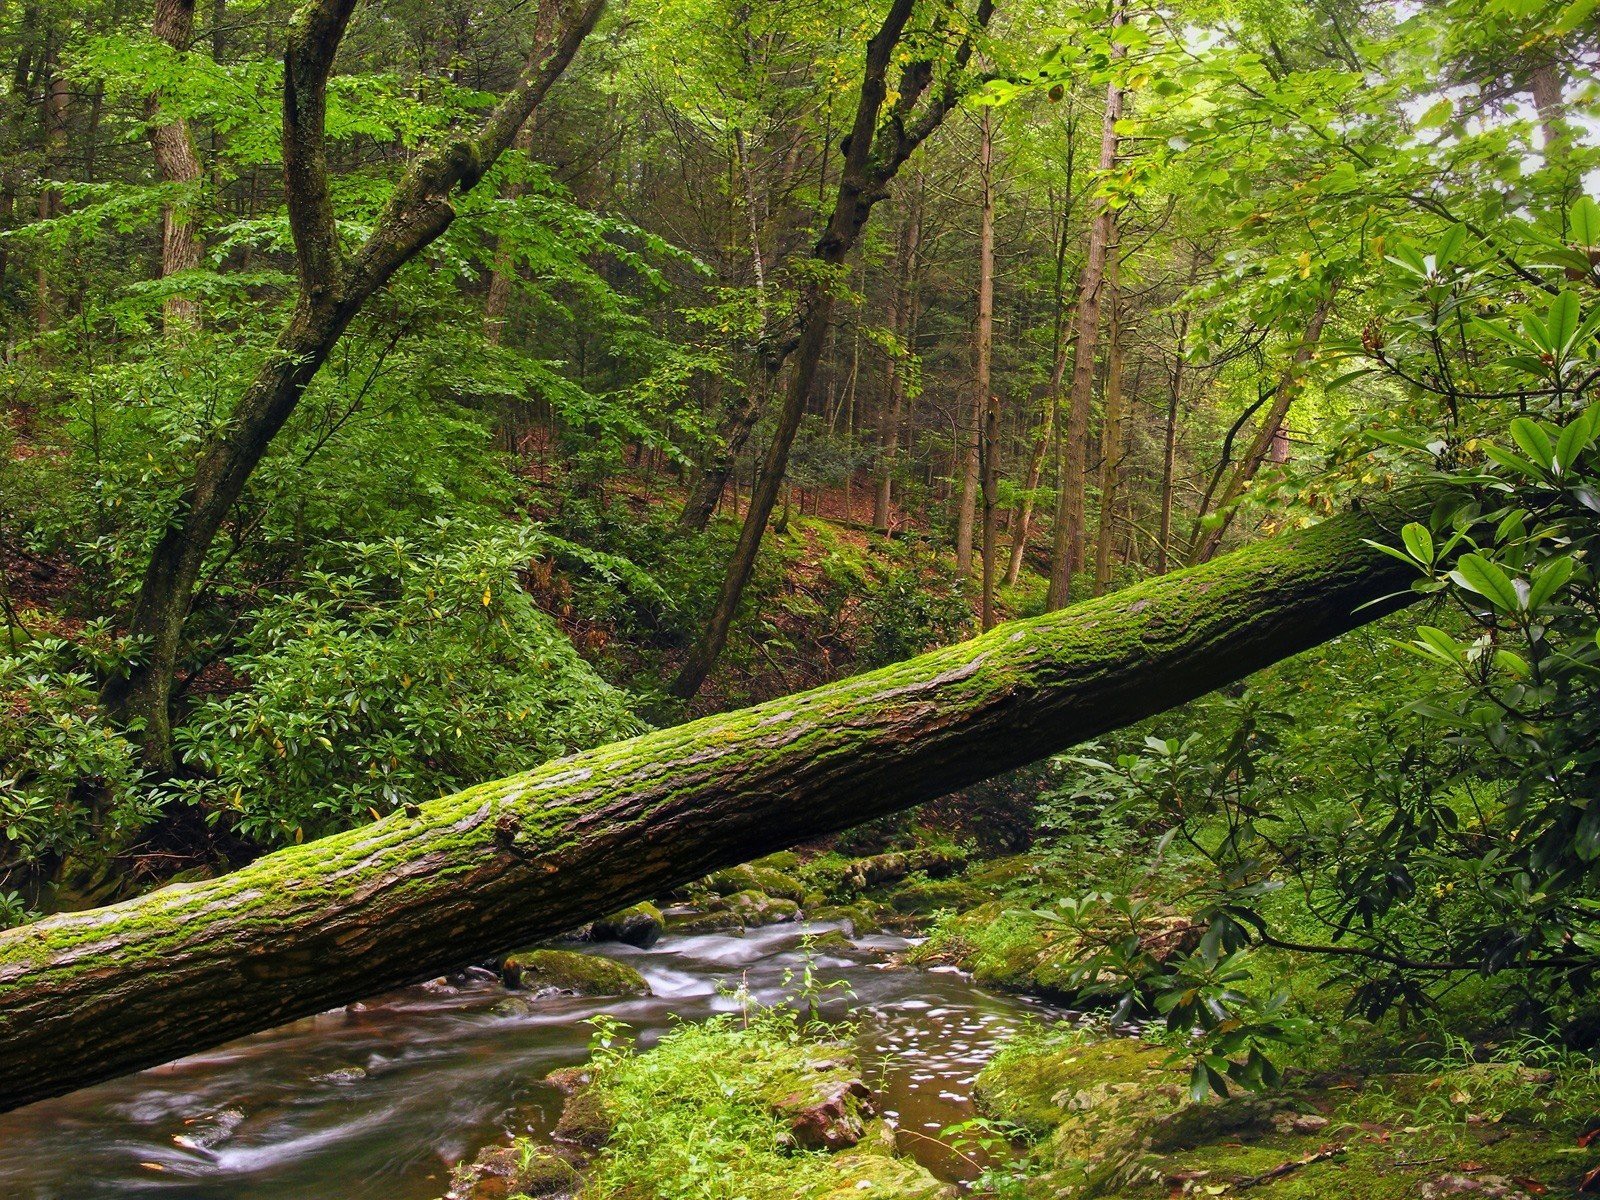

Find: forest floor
442;839;1600;1200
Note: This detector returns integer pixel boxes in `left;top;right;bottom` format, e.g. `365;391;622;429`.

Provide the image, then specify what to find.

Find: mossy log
0;492;1430;1110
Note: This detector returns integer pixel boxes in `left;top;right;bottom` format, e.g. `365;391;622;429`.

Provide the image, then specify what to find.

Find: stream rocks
773;1074;875;1151
588;902;664;948
498;949;650;997
447;1144;579;1200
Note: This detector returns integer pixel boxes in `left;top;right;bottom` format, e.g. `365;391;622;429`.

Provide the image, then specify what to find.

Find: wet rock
171;1107;245;1151
1420;1174;1535;1199
809;903;883;935
1271;1110;1330;1135
552;1087;611;1150
807;929;856;954
725;889;800;926
446;1143;577;1200
544;1065;593;1094
665;908;746;935
309;1066;367;1085
773;1077;875;1151
499;948;651;996
589;902;664;949
706;863;808;902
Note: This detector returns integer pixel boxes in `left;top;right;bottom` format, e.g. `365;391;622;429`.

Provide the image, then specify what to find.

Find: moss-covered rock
808;1150;954;1199
499;949;650;996
552;1085;612;1150
588;902;664;949
447;1143;577;1200
886;878;988;915
664;908;746;935
706;863;808;902
809;903;884;935
724;889;800;926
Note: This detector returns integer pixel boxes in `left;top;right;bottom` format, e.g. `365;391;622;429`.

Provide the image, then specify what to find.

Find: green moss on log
0;492;1433;1110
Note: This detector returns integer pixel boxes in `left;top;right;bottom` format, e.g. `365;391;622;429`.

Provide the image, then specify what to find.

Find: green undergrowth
464;1005;949;1200
970;1025;1600;1198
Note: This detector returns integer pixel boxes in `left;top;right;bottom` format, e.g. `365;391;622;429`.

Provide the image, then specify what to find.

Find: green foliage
163;520;643;845
0;622;152;885
857;544;972;669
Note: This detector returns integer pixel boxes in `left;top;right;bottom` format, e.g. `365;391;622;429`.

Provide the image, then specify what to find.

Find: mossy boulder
810;903;883;935
664;908;746;935
810;1150;954;1199
975;1033;1177;1138
706;863;808;902
725;889;800;926
886;878;988;915
552;1085;612;1150
446;1143;577;1200
588;902;664;948
499;949;650;997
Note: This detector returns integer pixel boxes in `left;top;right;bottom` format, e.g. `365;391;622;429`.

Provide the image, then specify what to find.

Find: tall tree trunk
679;370;766;533
1190;292;1334;564
1092;248;1125;596
483;125;538;345
975;107;999;628
873;178;923;532
148;0;205;332
671;0;996;700
1006;170;1076;588
0;488;1440;1112
34;55;66;332
101;0;608;770
1046;17;1123;610
1004;390;1054;586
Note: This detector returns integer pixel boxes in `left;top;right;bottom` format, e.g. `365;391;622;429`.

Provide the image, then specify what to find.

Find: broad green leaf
1400;522;1434;565
1555;411;1597;475
1527;556;1574;611
1510;417;1554;470
1547;291;1581;356
1573;195;1600;250
1449;553;1520;612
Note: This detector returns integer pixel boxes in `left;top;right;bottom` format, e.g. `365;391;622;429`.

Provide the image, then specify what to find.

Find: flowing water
0;918;1069;1199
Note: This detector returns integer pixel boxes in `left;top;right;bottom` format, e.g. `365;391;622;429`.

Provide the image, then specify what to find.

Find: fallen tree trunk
0;490;1432;1111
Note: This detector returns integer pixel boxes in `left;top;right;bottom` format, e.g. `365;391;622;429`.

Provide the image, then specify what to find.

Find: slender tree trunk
975;107;999;628
1191;292;1334;564
679;370;766;532
873;179;922;532
0;488;1440;1112
1092;248;1125;596
484;125;538;345
671;0;995;699
1046;17;1124;610
148;0;205;332
34;58;66;332
1007;174;1076;587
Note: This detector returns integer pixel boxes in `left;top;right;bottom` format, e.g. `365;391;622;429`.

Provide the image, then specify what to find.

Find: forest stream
0;917;1067;1200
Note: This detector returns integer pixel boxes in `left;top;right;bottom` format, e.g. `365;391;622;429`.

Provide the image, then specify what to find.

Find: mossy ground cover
456;1008;948;1200
971;1027;1600;1198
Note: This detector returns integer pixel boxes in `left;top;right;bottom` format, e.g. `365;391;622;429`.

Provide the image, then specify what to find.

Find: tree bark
0;487;1437;1112
101;0;607;769
148;0;205;332
975;106;999;628
1190;292;1333;564
1046;11;1123;609
873;179;923;532
671;0;996;700
1092;248;1125;595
